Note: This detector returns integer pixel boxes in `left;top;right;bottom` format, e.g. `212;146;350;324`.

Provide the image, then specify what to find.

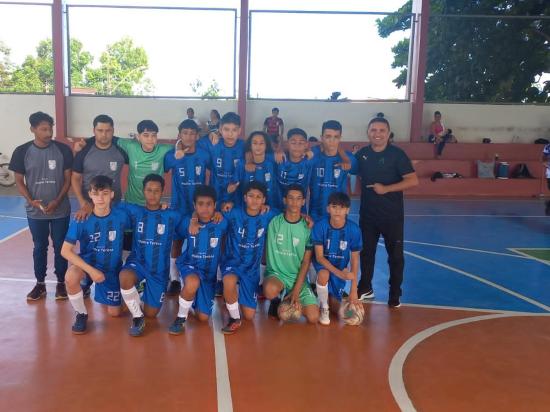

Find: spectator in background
429;111;456;157
207;109;221;134
543;143;550;215
187;107;201;132
263;107;284;148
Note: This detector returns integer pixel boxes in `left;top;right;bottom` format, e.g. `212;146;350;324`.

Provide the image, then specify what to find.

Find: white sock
68;290;87;315
121;287;143;318
169;258;179;282
316;283;329;309
226;302;240;319
178;296;193;318
259;264;266;285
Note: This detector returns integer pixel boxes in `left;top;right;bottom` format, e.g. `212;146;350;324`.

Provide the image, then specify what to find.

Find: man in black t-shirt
354;117;418;307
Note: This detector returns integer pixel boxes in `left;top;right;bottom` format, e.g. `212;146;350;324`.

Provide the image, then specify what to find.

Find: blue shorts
221;265;259;310
312;263;347;302
121;260;166;309
178;264;216;316
93;271;121;306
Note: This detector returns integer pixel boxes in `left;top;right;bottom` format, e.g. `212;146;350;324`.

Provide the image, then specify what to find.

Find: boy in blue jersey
168;185;229;335
119;174;184;337
165;119;212;295
309;120;357;222
311;192;362;326
219;181;278;334
197;112;244;209
62;175;131;334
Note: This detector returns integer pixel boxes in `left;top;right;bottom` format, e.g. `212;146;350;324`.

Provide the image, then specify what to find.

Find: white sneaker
359;289;375;302
319;307;330;326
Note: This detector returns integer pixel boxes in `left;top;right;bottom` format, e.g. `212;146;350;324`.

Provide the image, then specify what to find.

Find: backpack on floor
511;163;534;179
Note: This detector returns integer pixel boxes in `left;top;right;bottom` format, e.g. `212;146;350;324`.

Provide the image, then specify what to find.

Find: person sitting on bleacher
429;111;456;157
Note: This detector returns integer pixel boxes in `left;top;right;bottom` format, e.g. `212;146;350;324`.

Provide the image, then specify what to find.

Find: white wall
423;103;550;144
0;94;55;156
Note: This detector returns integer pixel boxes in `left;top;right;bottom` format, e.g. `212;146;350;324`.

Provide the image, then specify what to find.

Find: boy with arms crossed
311;192;362;325
263;184;319;324
62;176;131;334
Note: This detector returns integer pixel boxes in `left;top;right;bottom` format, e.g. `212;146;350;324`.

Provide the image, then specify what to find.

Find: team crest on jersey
339;240;348;250
298;173;304;180
292;237;300;246
210;237;219;248
234;159;239;167
265;172;271;182
151;162;159;171
257;228;265;238
334;169;341;178
109;161;118;171
195;166;202;175
157;224;165;235
108;231;117;241
48;160;56;170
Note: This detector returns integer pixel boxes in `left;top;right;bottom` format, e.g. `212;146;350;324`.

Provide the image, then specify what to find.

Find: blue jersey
177;216;229;278
119;203;183;279
234;154;279;208
276;156;314;209
164;148;211;215
311;217;362;271
223;207;278;272
65;208;131;274
200;137;244;205
309;150;357;221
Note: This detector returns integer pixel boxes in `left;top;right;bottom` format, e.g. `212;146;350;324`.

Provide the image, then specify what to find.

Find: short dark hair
245;131;273;154
308;136;319;143
367;117;391;130
220;112;241;127
376;112;385;118
321;120;342;135
89;175;113;191
243;181;267;198
29;111;54;128
285;183;305;198
272;107;279;112
193;184;217;203
434;111;441;116
287;128;307;141
143;174;165;190
328;192;351;208
93;114;114;128
178;119;199;132
137;120;159;134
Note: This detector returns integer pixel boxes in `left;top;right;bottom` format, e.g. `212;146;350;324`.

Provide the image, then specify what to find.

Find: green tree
0;41;15;90
377;0;550;103
87;36;151;96
69;39;93;88
190;78;220;98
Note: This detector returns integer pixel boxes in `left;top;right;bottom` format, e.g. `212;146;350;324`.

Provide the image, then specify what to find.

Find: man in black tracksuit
354;117;418;307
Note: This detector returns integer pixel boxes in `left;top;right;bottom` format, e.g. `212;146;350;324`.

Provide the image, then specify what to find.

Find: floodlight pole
52;0;69;143
237;0;249;132
409;0;430;142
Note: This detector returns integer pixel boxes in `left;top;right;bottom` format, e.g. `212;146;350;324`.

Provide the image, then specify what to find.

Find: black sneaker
129;316;145;337
168;317;186;335
221;317;242;335
359;289;375;302
72;313;88;334
82;283;91;299
166;280;181;296
27;283;46;301
268;297;281;319
55;282;68;300
388;296;401;308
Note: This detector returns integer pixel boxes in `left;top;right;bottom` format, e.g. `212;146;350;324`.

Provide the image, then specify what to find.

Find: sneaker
55;282;68;300
268;297;281;319
215;280;223;297
166;280;181;296
388;296;401;308
359;289;375;302
221;317;242;335
27;283;46;301
136;280;146;294
129;316;145;337
82;283;91;299
168;317;186;335
72;313;88;334
319;307;330;326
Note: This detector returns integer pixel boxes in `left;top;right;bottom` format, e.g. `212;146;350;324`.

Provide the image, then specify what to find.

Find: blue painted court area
1;195;549;313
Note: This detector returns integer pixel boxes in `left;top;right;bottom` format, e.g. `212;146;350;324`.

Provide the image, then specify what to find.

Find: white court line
211;303;234;412
508;248;550;267
404;240;531;259
388;312;550;412
0;226;28;244
0;276;56;284
0;214;27;220
364;300;541;315
404;250;550;312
